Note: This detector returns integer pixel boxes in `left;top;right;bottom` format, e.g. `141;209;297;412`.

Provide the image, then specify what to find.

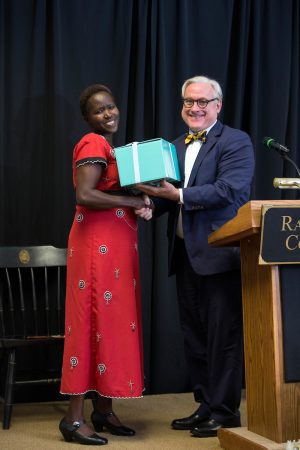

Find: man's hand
136;180;180;202
134;194;153;220
135;207;153;220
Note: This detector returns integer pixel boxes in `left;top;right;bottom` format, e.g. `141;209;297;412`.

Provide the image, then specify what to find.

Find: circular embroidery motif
79;280;85;289
104;291;112;301
116;209;125;218
76;213;84;222
98;363;106;375
99;245;108;254
70;356;78;368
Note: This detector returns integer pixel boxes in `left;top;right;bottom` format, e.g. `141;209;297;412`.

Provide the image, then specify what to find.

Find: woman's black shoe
91;411;135;436
59;418;108;445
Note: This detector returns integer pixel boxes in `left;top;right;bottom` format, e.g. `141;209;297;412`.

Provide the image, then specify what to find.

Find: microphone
263;137;290;154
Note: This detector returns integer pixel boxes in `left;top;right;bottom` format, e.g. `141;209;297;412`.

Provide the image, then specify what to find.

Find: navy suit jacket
156;120;255;276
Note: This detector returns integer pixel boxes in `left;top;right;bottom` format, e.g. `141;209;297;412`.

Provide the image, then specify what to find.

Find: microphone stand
273;152;300;198
281;152;300;177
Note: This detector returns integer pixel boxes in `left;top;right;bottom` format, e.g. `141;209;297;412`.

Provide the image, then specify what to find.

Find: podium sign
259;205;300;264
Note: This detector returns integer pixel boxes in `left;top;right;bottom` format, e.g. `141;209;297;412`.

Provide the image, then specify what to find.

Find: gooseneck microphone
262;137;290;154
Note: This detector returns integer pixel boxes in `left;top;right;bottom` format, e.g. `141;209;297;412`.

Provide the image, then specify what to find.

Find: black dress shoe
191;418;241;438
91;411;135;436
59;418;108;445
171;407;210;430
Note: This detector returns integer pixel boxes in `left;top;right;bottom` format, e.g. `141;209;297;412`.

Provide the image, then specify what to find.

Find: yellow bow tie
185;130;207;145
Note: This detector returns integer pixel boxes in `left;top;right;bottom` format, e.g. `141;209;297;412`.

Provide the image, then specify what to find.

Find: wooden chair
0;246;67;429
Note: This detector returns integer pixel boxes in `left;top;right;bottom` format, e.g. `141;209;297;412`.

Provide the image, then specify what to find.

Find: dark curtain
1;0;300;396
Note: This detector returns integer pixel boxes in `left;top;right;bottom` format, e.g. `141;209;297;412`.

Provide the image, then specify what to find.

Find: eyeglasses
182;98;218;109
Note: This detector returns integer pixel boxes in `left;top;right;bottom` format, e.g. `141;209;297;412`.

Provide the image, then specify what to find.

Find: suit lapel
187;121;223;187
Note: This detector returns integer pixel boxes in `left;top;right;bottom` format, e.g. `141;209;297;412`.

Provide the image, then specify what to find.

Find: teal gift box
115;138;181;187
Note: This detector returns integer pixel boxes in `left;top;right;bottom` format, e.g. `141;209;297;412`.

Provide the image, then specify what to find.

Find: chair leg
3;349;16;429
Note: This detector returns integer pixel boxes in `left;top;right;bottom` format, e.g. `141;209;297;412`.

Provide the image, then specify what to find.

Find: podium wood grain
209;200;300;448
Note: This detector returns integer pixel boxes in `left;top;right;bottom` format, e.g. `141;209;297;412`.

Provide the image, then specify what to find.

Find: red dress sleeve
72;132;121;191
73;133;111;169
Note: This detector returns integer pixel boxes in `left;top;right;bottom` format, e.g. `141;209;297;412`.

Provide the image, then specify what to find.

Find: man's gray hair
181;75;223;100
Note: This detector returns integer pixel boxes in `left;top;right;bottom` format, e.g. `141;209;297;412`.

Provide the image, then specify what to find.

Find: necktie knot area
185;130;207;145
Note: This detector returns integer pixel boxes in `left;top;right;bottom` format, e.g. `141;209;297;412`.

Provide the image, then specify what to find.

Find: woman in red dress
59;84;152;445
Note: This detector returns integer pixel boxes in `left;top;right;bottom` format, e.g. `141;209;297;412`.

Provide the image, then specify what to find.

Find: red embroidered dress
60;133;144;398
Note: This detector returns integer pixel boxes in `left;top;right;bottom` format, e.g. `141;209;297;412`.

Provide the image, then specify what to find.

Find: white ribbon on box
131;142;141;183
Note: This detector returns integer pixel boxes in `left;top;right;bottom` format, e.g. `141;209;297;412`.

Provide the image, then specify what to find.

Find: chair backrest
0;246;67;339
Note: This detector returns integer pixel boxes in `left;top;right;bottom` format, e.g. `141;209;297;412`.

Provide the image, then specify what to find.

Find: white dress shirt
176;122;216;238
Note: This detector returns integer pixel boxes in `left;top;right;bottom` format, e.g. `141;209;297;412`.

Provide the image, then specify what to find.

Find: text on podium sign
259;205;300;264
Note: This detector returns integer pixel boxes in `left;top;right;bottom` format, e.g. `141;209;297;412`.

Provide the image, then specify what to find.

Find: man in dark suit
136;75;255;438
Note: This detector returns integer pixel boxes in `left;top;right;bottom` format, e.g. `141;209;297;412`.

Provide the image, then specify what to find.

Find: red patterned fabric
60;133;144;398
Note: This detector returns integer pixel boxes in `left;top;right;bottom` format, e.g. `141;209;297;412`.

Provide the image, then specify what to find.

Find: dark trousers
174;238;244;422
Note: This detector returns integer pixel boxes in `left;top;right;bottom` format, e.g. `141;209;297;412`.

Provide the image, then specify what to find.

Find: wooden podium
208;200;300;450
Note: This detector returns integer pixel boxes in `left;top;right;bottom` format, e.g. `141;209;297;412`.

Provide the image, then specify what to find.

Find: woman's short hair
79;84;113;117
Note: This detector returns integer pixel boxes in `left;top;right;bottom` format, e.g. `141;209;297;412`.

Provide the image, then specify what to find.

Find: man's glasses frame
182;98;218;109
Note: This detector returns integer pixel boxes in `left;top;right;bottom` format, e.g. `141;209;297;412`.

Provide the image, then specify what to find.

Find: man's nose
190;101;200;111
